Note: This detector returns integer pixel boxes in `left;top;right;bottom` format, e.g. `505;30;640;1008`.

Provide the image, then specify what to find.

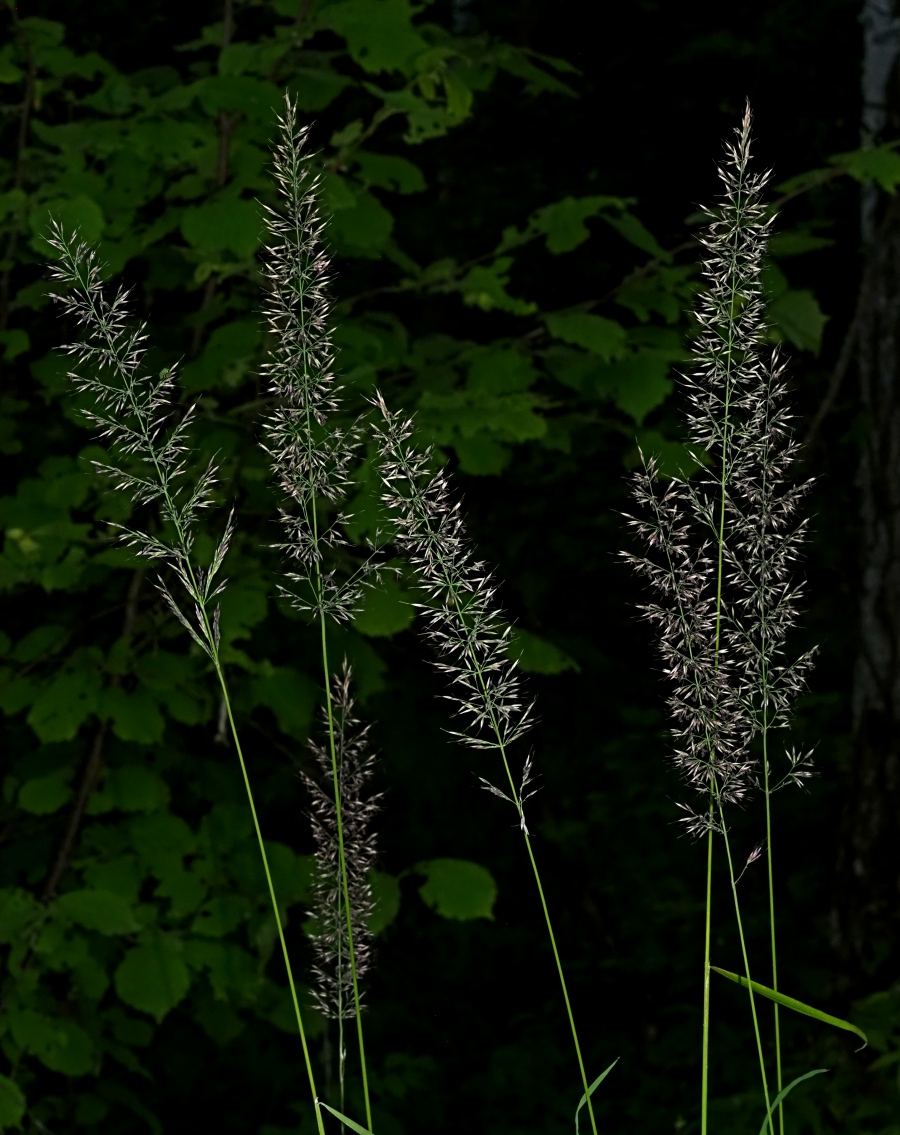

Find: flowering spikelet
623;107;814;834
374;396;534;821
262;96;372;621
302;663;379;1020
47;228;231;655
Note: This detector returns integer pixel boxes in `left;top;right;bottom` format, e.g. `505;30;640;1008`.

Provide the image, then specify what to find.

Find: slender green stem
319;608;373;1132
214;665;325;1135
763;732;783;1135
701;820;713;1135
721;823;774;1135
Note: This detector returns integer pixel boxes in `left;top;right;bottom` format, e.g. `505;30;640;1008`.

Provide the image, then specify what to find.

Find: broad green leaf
457;259;536;315
31;196;104;253
0;887;41;944
602;212;668;260
250;667;317;740
216;575;268;644
575;1059;618;1134
179;321;260;391
468;348;539;394
194;75;280;122
632;430;703;480
758;1069;828;1135
417;859;497;920
229;842;312;908
115;936;190;1022
83;857;141;903
0;1073;26;1131
87;765;170;814
317;1101;374;1135
545;312;626;361
454;435;510;475
355;151;425;194
191;896;251;938
27;666;102;742
181;198;262;259
591;348;675;425
129;812;196;865
184;940;259;1001
368;870;401;935
831;144;900;192
328;190;394;257
101;686;166;744
530;195;628;254
290;66;352;111
56;888;140;935
18;769;73;815
8;1009;95;1076
353;574;415;637
712;967;868;1047
508;629;579;674
0;329;29;362
11;623;68;662
322;0;428;75
767;289;828;354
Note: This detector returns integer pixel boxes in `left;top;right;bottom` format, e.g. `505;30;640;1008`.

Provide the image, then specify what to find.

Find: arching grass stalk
261;96;380;1133
47;229;326;1135
624;106;788;1132
373;395;599;1135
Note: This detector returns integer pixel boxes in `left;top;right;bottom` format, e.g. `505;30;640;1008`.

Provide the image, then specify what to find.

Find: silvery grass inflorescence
261;96;379;1132
373;394;603;1135
623;107;815;1135
302;663;379;1110
46;224;328;1134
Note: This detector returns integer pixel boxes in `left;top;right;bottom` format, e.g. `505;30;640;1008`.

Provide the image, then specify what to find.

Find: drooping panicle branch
374;394;534;760
302;663;379;1022
47;226;232;656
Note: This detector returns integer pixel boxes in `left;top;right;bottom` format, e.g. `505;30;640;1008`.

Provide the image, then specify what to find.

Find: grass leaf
712;967;867;1047
317;1100;374;1134
575;1059;618;1133
758;1069;828;1135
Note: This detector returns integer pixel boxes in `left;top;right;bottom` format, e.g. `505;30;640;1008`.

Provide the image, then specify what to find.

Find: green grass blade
318;1101;374;1135
575;1059;619;1133
712;966;868;1047
757;1069;828;1135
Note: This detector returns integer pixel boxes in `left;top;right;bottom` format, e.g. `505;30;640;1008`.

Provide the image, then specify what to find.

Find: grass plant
624;107;816;1133
46;227;327;1135
373;395;601;1135
261;96;381;1133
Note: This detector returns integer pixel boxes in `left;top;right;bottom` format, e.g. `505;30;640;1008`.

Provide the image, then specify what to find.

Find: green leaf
353;573;414;637
32;195;104;253
18;769;73;814
317;1101;374;1135
217;575;268;645
101;686;166;743
250;667;317;740
831;144;900;192
457;259;536;315
468;348;539;394
328;190;394;258
11;623;68;662
757;1069;828;1135
592;348;676;425
56;888;140;935
115;936;190;1022
321;0;428;76
179;321;260;391
602;212;668;259
575;1059;618;1134
508;629;579;674
0;887;41;944
767;289;828;354
355;152;425;194
8;1010;95;1076
530;195;628;254
181;198;262;259
190;896;251;938
368;870;401;935
87;765;171;814
27;666;102;742
711;967;868;1047
545;312;626;361
0;1074;26;1131
416;859;497;920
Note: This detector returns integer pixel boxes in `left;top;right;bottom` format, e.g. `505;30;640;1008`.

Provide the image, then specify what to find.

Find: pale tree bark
833;0;900;979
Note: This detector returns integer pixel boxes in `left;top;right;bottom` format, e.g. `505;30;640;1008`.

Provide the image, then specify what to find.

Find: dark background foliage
1;1;897;1133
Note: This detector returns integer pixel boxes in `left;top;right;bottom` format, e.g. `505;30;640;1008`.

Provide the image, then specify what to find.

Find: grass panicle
262;95;378;1132
47;225;326;1135
373;393;599;1135
303;663;380;1112
624;107;815;1134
